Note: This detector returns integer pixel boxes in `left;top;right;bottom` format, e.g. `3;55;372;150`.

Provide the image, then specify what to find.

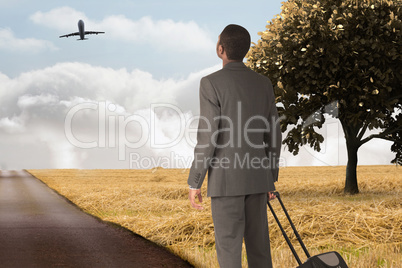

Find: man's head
217;24;251;61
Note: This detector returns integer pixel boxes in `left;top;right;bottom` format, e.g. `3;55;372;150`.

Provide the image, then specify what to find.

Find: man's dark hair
219;24;251;61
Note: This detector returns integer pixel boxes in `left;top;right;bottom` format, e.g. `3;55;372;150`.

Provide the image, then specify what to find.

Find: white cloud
100;15;214;52
0;62;217;169
0;28;58;53
30;6;88;32
0;117;25;133
17;94;59;109
30;6;214;52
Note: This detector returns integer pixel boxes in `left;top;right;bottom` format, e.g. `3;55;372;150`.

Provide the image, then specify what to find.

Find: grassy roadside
28;166;401;267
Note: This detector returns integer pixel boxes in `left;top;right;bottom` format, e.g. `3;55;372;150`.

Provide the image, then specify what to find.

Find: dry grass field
28;165;401;267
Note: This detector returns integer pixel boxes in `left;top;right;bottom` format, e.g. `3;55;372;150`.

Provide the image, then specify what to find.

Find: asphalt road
0;170;193;268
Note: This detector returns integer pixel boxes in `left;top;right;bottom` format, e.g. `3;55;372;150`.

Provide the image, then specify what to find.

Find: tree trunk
344;140;359;194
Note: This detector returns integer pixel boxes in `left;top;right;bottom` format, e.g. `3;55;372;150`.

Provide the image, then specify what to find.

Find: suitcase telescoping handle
267;192;311;265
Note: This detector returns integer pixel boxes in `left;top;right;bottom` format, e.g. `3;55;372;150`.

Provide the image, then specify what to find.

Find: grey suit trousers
211;193;272;268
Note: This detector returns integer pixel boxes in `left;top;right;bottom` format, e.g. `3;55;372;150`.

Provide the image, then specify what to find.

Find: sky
0;0;395;169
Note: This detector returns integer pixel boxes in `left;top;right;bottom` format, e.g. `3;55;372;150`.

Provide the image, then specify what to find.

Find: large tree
247;0;401;194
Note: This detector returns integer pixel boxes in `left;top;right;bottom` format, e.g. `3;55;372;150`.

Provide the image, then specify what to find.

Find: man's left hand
189;189;203;210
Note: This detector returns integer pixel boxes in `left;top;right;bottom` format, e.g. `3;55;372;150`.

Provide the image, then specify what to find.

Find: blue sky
0;0;282;78
0;0;394;169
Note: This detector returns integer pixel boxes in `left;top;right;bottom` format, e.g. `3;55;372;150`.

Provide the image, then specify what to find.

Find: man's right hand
268;191;276;202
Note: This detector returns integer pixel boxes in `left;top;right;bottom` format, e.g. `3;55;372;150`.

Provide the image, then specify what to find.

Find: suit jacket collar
223;61;247;70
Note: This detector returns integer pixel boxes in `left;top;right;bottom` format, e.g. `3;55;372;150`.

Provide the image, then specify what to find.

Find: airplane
59;20;105;40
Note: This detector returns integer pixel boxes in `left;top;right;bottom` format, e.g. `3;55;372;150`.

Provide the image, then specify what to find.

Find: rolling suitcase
267;192;349;268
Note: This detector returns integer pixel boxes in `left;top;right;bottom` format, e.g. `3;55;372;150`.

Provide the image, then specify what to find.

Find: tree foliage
247;0;402;193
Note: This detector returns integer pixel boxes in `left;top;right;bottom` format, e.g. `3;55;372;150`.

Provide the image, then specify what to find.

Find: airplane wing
84;31;105;35
59;32;80;38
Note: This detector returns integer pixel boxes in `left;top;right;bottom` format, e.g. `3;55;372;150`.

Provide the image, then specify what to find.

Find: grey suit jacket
187;62;282;197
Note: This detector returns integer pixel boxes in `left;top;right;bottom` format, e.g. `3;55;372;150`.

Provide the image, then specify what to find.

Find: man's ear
217;44;224;57
219;45;225;55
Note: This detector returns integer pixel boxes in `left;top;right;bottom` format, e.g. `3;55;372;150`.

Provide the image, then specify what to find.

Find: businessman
187;24;282;267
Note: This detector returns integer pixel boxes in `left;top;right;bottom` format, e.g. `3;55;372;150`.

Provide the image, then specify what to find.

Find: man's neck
222;59;243;67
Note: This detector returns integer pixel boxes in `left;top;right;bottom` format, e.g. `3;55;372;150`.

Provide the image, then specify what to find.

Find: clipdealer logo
64;100;341;167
